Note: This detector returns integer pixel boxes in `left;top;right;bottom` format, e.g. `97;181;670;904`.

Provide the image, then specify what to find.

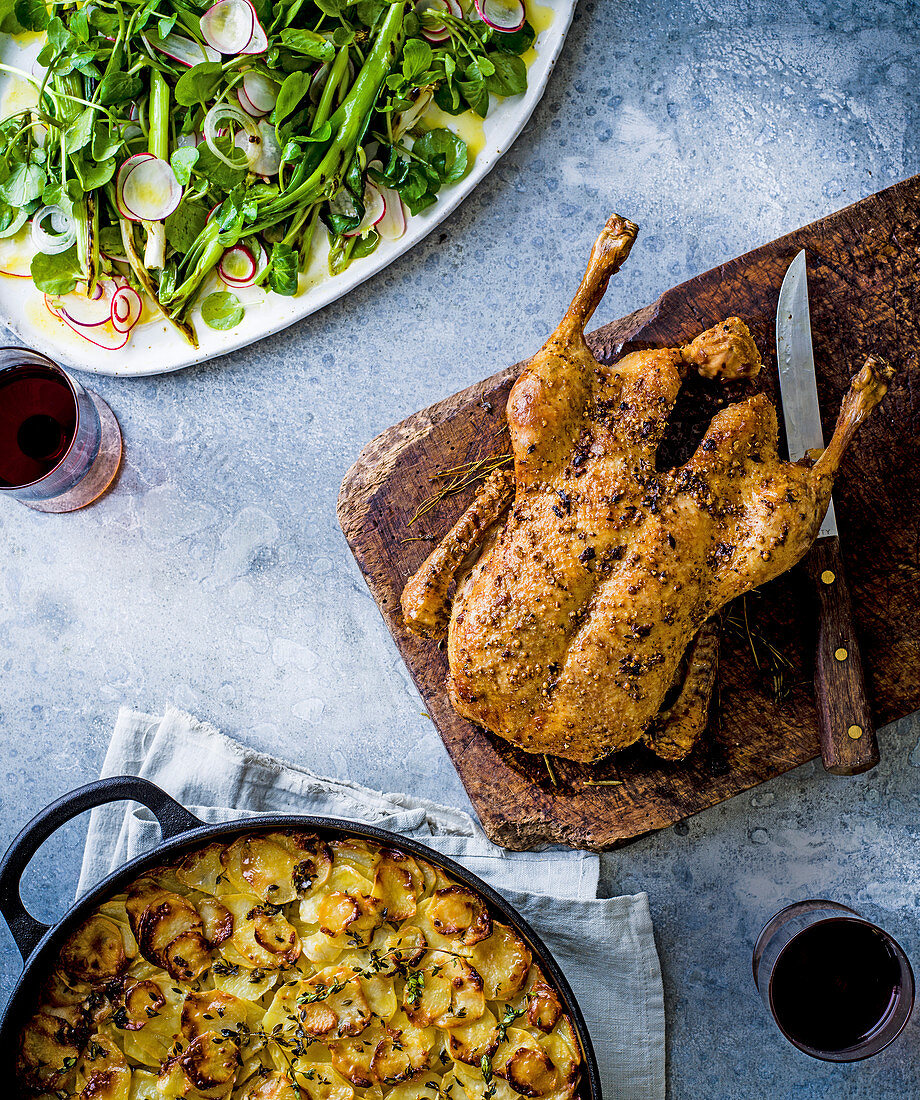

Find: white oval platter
0;0;574;376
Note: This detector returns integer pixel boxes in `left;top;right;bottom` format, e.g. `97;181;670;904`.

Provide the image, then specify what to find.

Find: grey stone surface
1;0;919;1095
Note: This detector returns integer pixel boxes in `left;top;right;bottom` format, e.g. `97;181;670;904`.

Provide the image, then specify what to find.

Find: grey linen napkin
79;706;665;1100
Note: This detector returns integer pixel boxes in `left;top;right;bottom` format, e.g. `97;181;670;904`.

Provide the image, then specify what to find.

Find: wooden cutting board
338;175;920;851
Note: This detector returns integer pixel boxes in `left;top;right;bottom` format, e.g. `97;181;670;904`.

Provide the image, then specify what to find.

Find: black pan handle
0;776;202;961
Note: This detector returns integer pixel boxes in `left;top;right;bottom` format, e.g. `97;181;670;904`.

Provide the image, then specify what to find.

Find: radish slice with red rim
51;282;116;328
115;153;155;217
45;297;131;350
110;286;143;332
376;183;407;241
343;183;386;237
242;70;278;113
234;119;282;175
119;158;183;221
415;0;460;41
218;244;257;286
240;17;268;55
143;30;219;66
474;0;525;31
200;0;254;54
237;85;263;117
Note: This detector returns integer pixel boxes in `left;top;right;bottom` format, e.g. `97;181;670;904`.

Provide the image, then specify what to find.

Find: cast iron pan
0;776;602;1097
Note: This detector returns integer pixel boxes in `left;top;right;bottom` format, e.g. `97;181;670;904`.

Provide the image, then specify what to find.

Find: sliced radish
415;0;460;42
328;187;359;223
45;297;130;350
120;158;183;221
474;0;525;31
343;183;386;237
240;15;268;55
110;285;143;332
200;0;254;54
237;85;263;117
376;184;406;240
143;30;220;66
0;223;37;277
115;153;154;217
219;244;256;285
32;205;76;255
242;70;278;113
233;119;282;175
53;281;114;328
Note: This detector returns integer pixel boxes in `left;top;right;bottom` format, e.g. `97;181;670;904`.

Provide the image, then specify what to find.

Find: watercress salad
0;0;536;348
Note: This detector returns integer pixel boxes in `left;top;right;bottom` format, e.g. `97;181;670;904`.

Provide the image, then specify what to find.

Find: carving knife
776;250;879;775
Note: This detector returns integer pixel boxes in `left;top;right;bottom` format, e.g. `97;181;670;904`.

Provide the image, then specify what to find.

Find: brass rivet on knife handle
804;535;880;776
821;570;836;584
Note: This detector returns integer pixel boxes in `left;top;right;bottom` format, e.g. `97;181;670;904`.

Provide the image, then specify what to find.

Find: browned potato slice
296;966;372;1038
525;980;562;1033
158;923;212;982
500;1046;557;1097
222;894;301;970
242;1072;300;1100
220;830;328;904
120;978;166;1031
182;989;254;1044
74;1030;131;1099
403;951;486;1029
42;967;92;1009
446;1008;500;1065
329;837;380;878
368;925;428;973
59;912;130;983
172;1032;241;1095
127;875;211;981
372;850;424;921
543;1017;581;1089
271;830;333;894
467;923;531;1001
198;895;234;947
177;842;227;895
370;1011;436;1084
424;887;492;947
329;1021;387;1086
17;1011;81;1091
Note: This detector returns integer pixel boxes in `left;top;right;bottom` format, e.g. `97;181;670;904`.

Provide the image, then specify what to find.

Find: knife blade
775;250;879;775
776;251;837;538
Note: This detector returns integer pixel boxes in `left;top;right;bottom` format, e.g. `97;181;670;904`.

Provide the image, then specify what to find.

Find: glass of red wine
0;348;122;513
753;899;914;1061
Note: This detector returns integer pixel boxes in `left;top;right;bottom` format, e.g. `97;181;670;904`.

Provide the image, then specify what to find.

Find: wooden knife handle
804;536;879;775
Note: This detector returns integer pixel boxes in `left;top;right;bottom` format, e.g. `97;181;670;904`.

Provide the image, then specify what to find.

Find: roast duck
402;216;894;764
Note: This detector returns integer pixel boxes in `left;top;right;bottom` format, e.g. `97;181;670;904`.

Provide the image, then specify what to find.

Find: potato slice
127;877;211;981
182;989;258;1047
446;1008;500;1066
74;1029;131;1100
371;850;425;921
371;1011;438;1084
211;959;279;1002
328;1020;387;1086
403;951;486;1029
242;1072;300;1100
367;925;428;974
524;979;562;1034
177;842;227;895
59;912;130;982
17;1011;81;1091
120;978;166;1031
165;1032;241;1096
199;895;234;947
467;924;531;1001
222;894;301;970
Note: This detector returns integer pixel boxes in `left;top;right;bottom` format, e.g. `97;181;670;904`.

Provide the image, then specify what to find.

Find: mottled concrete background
2;0;919;1095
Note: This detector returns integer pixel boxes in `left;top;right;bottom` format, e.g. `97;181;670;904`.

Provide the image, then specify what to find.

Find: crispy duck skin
404;215;894;763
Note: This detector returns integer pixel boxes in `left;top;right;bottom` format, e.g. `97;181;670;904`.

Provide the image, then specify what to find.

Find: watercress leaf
434;80;463;114
174;61;224;107
485;52;526;97
279;27;334;60
315;0;347;15
74;153;116;190
458;74;489;116
274;70;311;125
165;199;209;252
98;71;143;106
69;4;89;39
157;13;176;37
30;245;80;294
88;7;118;37
413;128;468;185
355;0;386;26
201;290;244;330
14;0;48;31
170;145;199;186
194;143;246;190
0;0;26;33
351;227;379;260
268;240;298;295
0;162;44;206
91;121;122;162
64;107;94;154
475;54;495;77
402;38;432;82
490;19;535;55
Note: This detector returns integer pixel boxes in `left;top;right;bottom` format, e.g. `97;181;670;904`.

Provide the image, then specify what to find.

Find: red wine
0;364;76;488
771;918;901;1052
